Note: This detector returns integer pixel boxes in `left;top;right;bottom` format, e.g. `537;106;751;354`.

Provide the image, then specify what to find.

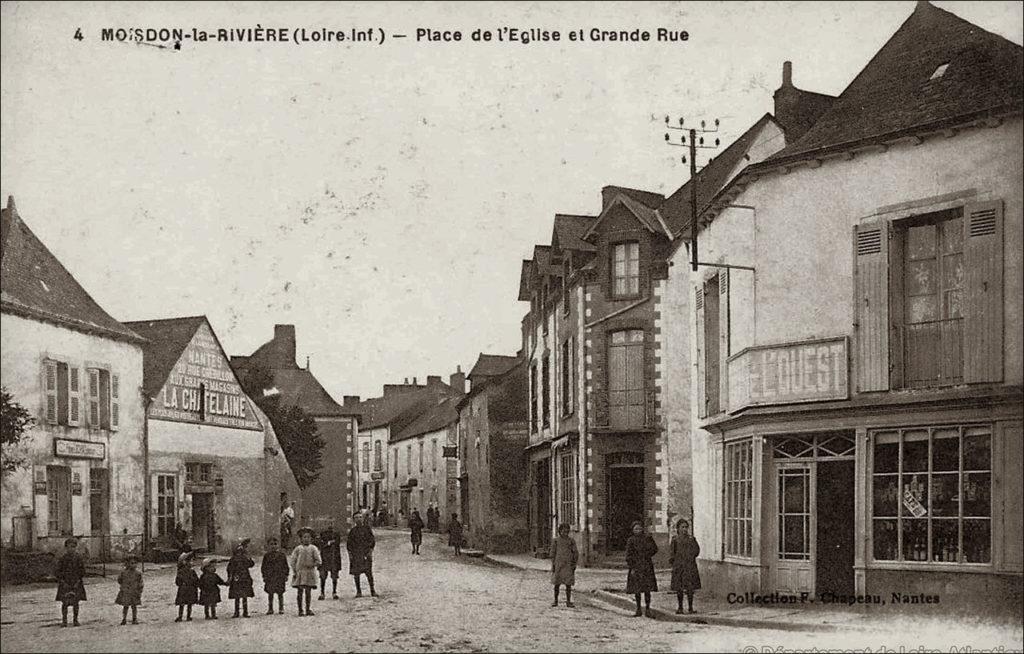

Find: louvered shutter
719;269;730;411
43;360;58;425
963;200;1004;383
110;373;120;431
695;286;707;419
68;367;81;427
56;362;69;426
854;221;890;392
88;369;101;427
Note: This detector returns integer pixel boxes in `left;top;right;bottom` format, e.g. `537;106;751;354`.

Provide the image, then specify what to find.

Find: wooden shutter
43;360;58;425
695;286;707;419
68;366;81;427
1000;422;1023;573
56;362;69;426
87;369;100;427
719;269;731;412
625;333;645;427
110;373;120;431
854;221;890;392
963;200;1004;383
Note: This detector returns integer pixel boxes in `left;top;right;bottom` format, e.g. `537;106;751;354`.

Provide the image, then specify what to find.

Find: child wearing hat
174;551;199;622
260;537;289;615
115;555;144;625
289;527;322;616
198;559;228;619
54;536;86;627
227;540;255;618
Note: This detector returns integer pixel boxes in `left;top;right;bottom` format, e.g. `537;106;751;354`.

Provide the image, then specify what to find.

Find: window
373;441;383;471
611;242;640;297
431;439;438;472
559;450;576;526
418;442;424;474
186;462;212;483
529;363;538;433
361;442;370;473
541;353;551;428
42;361;83;427
607;330;645;429
46;465;72;536
898;211;964;387
561;340;574;416
724;440;753;558
871;425;991;564
156;474;177;538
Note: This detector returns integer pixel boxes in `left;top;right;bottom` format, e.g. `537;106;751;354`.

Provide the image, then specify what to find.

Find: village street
1;530;1019;653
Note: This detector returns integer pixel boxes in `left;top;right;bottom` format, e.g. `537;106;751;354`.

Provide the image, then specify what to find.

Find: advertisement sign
54;438;106;460
149;322;262;430
728;337;848;413
442;446;458;458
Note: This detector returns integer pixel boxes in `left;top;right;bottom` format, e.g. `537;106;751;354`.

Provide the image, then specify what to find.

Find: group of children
54;518;379;626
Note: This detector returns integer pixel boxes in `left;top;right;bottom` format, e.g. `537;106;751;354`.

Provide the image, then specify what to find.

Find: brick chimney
449;365;466;394
773;61;835;142
343;395;360;408
426;375;443;386
273;324;297;368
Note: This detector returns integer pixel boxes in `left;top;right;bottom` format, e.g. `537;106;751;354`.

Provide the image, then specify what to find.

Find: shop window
559;450;576;526
724;440;753;558
871;425;991;564
611;241;640;297
185;462;212;483
156;474;177;538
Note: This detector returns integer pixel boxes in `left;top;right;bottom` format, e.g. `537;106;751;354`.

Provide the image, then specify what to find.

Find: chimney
404;377;409;384
343;395;360;408
6;195;15;212
305;356;310;371
273;324;297;368
782;61;792;88
412;376;418;385
449;365;466;394
427;375;442;386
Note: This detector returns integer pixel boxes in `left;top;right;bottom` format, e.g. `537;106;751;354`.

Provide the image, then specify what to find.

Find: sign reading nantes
150;323;262;430
728;337;848;413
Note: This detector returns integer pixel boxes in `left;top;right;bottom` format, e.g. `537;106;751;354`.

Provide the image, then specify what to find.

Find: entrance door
607;464;644;551
89;469;110;558
46;466;73;537
775;463;813;594
816;460;855;597
191;493;214;551
535;459;551;551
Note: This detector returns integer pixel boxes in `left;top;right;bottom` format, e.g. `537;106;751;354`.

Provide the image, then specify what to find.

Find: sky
2;1;1021;401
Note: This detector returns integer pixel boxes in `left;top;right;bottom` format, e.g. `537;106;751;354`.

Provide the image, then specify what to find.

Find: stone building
1;197;146;560
666;2;1022;612
124;316;300;554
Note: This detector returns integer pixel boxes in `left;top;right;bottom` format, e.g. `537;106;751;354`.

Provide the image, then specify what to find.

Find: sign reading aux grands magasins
149;323;262;431
728;337;848;412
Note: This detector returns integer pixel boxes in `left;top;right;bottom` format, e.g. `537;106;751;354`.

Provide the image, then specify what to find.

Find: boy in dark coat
318;524;342;600
227;540;255;618
550;523;579;608
174;551;199;622
54;537;86;627
115;555;143;625
447;513;463;556
198;559;228;619
669;519;701;614
261;537;289;615
346;513;377;597
625;521;659;618
408;509;425;555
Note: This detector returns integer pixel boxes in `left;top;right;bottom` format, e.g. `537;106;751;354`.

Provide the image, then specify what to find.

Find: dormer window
929;63;949;80
611;241;640;298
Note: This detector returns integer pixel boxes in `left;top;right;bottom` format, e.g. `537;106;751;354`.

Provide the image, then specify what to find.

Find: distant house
390;393;462;526
231;325;361;530
1;197;146;560
124;316;300;555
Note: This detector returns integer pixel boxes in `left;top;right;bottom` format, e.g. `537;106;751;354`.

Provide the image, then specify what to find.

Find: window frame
541;353;551;429
559;449;576;527
610;241;641;299
156;473;177;538
724;439;753;559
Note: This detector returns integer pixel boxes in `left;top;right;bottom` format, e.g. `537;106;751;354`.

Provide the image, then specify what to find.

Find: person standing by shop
346;512;377;597
54;537;86;627
317;523;342;600
669;519;701;614
447;513;464;556
550;524;578;608
408;509;425;555
227;540;255;618
290;527;322;617
625;521;658;618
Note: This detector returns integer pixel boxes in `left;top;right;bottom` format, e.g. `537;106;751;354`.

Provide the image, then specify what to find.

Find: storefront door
774;463;814;594
816;460;855;597
606;453;645;551
535;459;551;551
89;469;110;558
191;493;214;551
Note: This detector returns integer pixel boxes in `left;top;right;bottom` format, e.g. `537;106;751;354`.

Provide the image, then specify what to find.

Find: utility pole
665;117;720;271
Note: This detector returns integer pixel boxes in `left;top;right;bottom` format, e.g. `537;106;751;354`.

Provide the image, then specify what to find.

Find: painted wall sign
728;337;848;412
150;322;262;431
442;446;458;458
54;438;106;460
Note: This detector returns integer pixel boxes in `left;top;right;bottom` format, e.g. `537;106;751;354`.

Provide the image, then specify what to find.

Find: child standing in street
408;509;424;556
260;537;289;615
346;512;377;598
625;521;659;618
290;527;322;616
447;513;463;556
115;555;143;625
174;551;199;622
669;519;701;614
54;537;86;627
198;559;228;620
227;540;255;618
317;524;342;600
550;523;578;608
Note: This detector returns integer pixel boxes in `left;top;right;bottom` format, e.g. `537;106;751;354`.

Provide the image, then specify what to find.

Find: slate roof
392;394;461;442
603;186;665;209
766;1;1024;164
551;214;597;253
361;384;454;431
456;356;525;410
532;245;561;277
659;113;781;236
517;260;532;301
1;199;144;344
265;368;355;418
123;316;208;398
467;354;520;381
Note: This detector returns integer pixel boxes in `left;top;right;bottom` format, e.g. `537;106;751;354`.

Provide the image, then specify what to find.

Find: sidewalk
483;551;670;575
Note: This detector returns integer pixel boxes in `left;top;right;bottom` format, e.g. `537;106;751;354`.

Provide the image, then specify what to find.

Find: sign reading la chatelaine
728;337;848;412
150;323;262;431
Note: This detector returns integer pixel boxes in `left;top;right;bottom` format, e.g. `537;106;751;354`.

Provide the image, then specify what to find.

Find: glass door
773;463;814;595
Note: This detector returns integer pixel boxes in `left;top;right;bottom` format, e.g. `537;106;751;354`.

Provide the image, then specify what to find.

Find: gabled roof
456;356;526;410
582;192;669;241
551;214;597;253
517;260;532;301
660;113;781;237
123;316;207;398
1;199;144;344
265;368;355;418
767;1;1024;164
392;395;461;442
532;245;561;277
361;382;457;431
467;353;520;381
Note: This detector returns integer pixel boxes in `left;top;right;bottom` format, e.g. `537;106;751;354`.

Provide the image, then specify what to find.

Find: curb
591;589;865;633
